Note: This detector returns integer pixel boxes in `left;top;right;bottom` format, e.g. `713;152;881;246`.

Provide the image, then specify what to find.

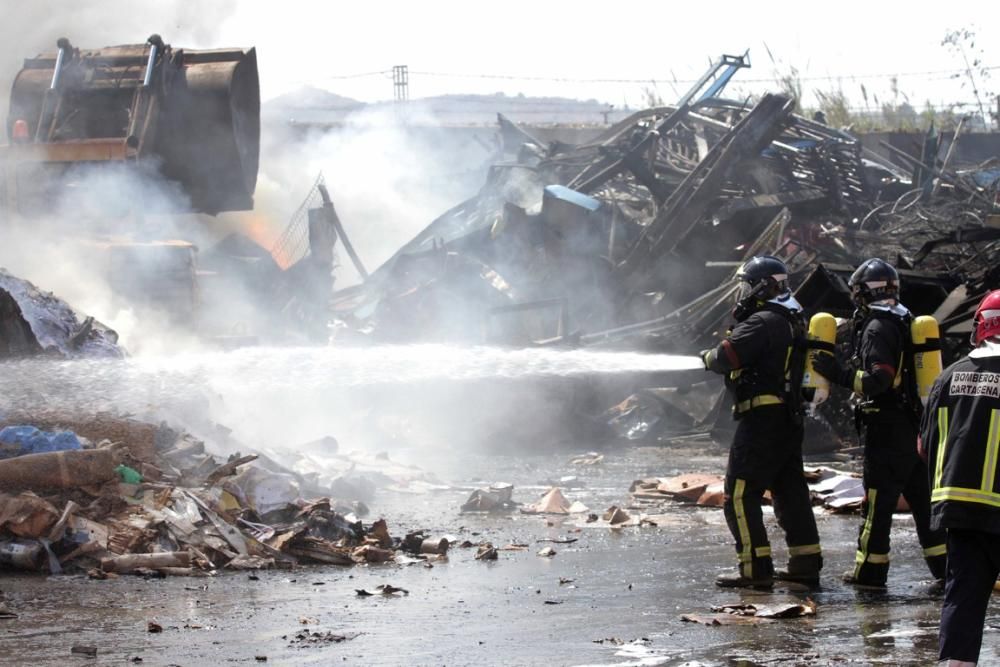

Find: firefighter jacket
852;306;916;413
921;353;1000;534
704;302;803;411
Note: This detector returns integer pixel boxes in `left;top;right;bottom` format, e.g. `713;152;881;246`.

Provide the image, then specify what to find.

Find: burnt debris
328;89;998;356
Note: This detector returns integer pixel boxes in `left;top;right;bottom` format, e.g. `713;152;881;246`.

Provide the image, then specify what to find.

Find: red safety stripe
721;340;741;368
872;362;896;378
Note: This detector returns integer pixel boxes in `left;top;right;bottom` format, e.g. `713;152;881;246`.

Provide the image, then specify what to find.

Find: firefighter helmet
973;289;1000;346
733;255;790;321
848;258;899;308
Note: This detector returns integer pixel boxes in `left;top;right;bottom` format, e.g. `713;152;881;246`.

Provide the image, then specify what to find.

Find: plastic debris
115;465;143;484
0;425;82;459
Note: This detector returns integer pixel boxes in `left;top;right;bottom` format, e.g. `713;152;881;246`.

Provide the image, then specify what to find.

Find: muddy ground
1;443;995;666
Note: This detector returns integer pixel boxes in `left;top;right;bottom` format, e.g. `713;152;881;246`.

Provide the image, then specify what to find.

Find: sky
1;0;998;115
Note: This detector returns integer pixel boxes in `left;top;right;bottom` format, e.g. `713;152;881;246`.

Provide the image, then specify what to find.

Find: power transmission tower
393;65;409;103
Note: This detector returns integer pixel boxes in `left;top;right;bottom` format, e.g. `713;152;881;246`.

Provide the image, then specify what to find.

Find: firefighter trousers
853;414;947;585
939;528;1000;663
723;405;822;580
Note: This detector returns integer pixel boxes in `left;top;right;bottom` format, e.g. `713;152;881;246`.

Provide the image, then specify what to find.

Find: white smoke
225;104;491;285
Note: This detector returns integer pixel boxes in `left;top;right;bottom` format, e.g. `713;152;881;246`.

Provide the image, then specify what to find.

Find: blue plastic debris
0;426;83;459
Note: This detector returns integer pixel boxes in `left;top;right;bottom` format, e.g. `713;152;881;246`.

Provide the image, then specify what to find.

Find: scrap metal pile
331;58;1000;359
0;413;437;576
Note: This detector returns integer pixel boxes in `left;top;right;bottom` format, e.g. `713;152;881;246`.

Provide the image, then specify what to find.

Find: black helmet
848;258;899;308
733;255;790;321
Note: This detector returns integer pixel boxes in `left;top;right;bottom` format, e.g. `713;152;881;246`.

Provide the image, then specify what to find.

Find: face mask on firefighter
736;281;760;304
734;279;775;321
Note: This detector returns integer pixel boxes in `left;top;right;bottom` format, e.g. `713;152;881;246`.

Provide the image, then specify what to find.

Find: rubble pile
0;413;428;576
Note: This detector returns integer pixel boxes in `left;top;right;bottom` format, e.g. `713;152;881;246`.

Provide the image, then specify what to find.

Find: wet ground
2;443;997;666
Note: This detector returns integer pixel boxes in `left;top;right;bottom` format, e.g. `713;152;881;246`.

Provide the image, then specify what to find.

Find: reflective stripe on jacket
921;354;1000;533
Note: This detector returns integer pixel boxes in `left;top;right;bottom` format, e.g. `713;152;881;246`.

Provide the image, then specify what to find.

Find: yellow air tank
911;315;943;405
803;312;837;405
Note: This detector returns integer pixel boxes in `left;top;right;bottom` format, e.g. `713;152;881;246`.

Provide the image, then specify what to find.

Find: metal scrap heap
331;55;999;358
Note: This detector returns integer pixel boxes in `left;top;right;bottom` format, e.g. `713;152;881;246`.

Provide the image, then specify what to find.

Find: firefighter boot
926;553;947;581
842;570;887;590
715;557;774;589
775;553;823;586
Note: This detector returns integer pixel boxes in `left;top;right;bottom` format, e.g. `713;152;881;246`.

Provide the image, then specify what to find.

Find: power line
316;69;391;80
305;66;999;85
404;66;998;85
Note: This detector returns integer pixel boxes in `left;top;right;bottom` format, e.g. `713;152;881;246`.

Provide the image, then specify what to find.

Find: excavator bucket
4;37;259;215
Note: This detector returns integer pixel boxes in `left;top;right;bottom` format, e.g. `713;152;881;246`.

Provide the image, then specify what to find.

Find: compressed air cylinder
803;312;837;405
912;315;943;405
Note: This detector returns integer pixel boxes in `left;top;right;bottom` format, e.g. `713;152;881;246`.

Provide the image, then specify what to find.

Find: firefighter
922;289;1000;666
701;256;822;588
811;258;947;588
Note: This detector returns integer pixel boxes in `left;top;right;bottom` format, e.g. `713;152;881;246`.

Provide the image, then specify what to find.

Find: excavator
0;35;262;329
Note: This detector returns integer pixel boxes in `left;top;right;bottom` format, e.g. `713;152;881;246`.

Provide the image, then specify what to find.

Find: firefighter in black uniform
811;258;947;588
701;256;822;588
922;289;1000;666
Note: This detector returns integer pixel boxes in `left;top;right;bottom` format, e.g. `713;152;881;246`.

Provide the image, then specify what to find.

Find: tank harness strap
911;338;941;353
805;339;836;353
